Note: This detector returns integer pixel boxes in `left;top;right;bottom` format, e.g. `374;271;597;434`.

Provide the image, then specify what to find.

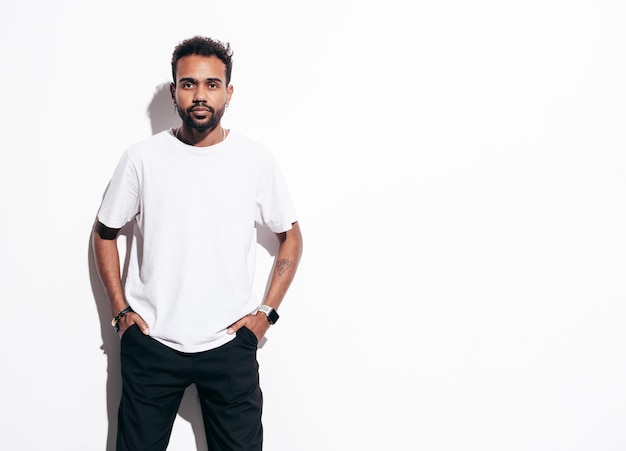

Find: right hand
118;312;150;337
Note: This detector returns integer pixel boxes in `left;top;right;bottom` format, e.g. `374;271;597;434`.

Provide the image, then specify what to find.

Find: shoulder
227;131;275;161
125;130;173;160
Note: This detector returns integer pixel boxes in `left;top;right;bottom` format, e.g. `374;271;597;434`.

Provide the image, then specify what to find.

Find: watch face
267;309;279;324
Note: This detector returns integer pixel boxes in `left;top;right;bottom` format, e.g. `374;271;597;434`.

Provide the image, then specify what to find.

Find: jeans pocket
238;326;259;348
120;323;139;342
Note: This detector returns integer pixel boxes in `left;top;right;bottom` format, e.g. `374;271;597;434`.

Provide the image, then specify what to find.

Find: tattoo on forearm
276;259;291;276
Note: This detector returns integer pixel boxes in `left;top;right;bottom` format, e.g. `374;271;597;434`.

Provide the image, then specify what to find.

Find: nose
193;86;207;103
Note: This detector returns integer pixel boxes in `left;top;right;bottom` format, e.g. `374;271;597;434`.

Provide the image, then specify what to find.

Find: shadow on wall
87;221;130;451
87;82;281;451
147;82;179;135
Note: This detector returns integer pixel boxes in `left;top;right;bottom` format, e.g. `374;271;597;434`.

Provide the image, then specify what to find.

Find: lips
190;105;213;114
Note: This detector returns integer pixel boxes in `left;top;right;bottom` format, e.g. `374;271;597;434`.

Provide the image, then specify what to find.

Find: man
92;36;303;451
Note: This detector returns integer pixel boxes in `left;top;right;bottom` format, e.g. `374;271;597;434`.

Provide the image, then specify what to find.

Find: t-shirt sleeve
97;151;141;229
256;158;298;233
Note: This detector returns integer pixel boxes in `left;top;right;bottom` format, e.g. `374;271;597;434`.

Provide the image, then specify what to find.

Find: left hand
227;311;271;342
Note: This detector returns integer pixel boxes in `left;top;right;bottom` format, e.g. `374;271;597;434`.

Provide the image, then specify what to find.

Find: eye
208;82;218;89
183;82;195;89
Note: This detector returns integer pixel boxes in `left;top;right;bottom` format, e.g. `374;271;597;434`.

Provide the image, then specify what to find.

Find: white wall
1;1;625;450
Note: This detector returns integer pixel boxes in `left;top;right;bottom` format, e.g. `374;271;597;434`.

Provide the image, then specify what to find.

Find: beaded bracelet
111;306;133;332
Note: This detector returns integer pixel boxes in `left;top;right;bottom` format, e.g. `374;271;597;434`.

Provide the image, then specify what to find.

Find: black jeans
116;325;263;451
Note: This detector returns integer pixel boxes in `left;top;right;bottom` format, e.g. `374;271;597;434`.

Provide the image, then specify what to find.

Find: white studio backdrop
1;1;626;450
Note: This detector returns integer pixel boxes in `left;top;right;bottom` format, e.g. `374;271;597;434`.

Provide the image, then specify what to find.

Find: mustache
188;103;215;114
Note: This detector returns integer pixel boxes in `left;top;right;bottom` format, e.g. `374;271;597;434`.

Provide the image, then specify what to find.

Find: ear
226;84;234;104
170;82;176;102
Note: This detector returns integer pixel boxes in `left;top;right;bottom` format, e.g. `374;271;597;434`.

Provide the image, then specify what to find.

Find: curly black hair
171;36;234;86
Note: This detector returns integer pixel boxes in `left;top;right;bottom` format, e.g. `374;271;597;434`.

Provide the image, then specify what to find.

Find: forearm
92;228;127;316
262;222;303;309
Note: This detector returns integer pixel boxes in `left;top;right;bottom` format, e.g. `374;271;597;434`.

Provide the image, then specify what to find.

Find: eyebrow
178;77;223;85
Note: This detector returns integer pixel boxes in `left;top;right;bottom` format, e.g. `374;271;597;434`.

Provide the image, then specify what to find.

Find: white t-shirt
97;129;297;352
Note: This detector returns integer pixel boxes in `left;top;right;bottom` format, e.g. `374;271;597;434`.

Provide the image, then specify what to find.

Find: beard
177;102;226;132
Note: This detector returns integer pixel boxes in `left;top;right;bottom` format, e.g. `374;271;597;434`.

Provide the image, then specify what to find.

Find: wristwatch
258;305;279;325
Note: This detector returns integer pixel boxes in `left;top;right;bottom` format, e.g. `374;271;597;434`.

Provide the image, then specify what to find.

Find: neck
176;125;227;147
